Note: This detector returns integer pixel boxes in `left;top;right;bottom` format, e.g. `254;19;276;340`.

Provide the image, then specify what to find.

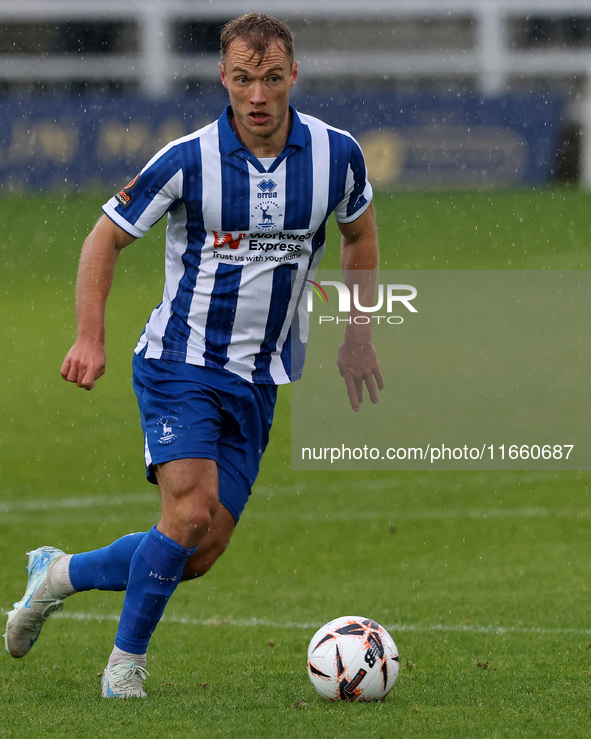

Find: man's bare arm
337;203;384;411
60;215;136;390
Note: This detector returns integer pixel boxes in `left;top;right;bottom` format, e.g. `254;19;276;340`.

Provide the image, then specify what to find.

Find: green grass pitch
1;189;590;737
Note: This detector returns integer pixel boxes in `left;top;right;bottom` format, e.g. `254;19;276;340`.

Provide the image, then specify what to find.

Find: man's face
220;39;298;154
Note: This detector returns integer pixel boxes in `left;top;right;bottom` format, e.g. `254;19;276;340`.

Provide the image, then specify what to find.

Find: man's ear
219;62;228;89
290;61;299;89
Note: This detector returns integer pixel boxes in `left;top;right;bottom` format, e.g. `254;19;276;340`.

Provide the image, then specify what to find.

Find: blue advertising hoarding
0;91;562;191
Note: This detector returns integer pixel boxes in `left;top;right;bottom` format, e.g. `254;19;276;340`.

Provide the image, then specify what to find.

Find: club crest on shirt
255;202;279;229
254;178;281;229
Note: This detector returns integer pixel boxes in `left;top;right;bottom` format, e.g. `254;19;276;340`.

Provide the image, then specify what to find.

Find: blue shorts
132;351;278;523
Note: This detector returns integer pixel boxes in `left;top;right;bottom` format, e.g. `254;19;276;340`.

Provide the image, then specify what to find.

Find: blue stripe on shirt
326;129;349;215
284;126;313;230
346;142;369;218
161;138;205;361
203;263;243;369
221;150;251;232
281;272;307;381
112;147;181;229
252;263;298;382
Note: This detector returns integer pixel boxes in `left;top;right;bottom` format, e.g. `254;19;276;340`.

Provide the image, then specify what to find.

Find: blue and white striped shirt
103;105;372;384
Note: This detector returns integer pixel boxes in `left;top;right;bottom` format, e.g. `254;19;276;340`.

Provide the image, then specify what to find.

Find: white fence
1;1;591;94
2;0;591;184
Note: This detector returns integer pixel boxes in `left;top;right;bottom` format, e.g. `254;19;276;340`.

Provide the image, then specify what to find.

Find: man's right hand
60;339;106;391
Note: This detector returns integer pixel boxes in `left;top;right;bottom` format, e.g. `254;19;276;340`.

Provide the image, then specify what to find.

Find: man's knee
182;504;236;579
155;458;220;546
182;489;220;531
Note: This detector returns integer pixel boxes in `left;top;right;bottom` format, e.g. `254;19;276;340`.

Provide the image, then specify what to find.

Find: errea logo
258;179;276;192
257;179;278;199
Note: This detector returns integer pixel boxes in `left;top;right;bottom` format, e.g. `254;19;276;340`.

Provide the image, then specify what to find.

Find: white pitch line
55;611;591;637
0;492;156;514
1;491;589;521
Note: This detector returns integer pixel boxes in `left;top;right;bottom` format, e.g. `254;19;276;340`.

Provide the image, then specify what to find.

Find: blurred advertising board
0;92;562;191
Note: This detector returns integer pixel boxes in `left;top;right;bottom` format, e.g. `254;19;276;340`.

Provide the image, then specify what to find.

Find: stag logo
157;416;178;445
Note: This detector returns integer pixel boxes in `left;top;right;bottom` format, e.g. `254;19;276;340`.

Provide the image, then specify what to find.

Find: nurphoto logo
305;279;418;325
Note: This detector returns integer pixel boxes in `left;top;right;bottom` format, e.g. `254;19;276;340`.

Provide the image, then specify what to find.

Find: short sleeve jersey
103;105;373;385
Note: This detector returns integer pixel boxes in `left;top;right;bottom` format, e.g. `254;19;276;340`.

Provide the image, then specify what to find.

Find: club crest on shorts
157;416;178;445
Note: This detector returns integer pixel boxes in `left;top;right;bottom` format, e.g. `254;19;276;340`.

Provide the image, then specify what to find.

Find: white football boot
101;660;150;698
4;546;66;658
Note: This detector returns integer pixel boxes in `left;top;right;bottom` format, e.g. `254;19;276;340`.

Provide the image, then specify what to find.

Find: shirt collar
218;104;306;156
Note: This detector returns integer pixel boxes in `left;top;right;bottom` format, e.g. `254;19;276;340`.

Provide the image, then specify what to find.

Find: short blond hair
220;13;294;65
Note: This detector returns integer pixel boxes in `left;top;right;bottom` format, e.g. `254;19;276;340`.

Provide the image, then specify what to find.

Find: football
307;616;400;701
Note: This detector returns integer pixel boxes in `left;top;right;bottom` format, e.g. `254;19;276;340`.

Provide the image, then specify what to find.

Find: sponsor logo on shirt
211;229;314;263
114;174;139;208
213;231;246;249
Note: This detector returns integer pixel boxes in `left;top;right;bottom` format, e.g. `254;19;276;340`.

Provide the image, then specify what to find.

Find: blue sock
114;526;196;654
69;532;147;592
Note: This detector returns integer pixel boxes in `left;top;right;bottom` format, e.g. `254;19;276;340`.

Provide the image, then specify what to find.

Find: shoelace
24;598;64;631
110;663;150;690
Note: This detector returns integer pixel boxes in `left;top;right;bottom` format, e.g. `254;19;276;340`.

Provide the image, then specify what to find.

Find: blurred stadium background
1;0;591;192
